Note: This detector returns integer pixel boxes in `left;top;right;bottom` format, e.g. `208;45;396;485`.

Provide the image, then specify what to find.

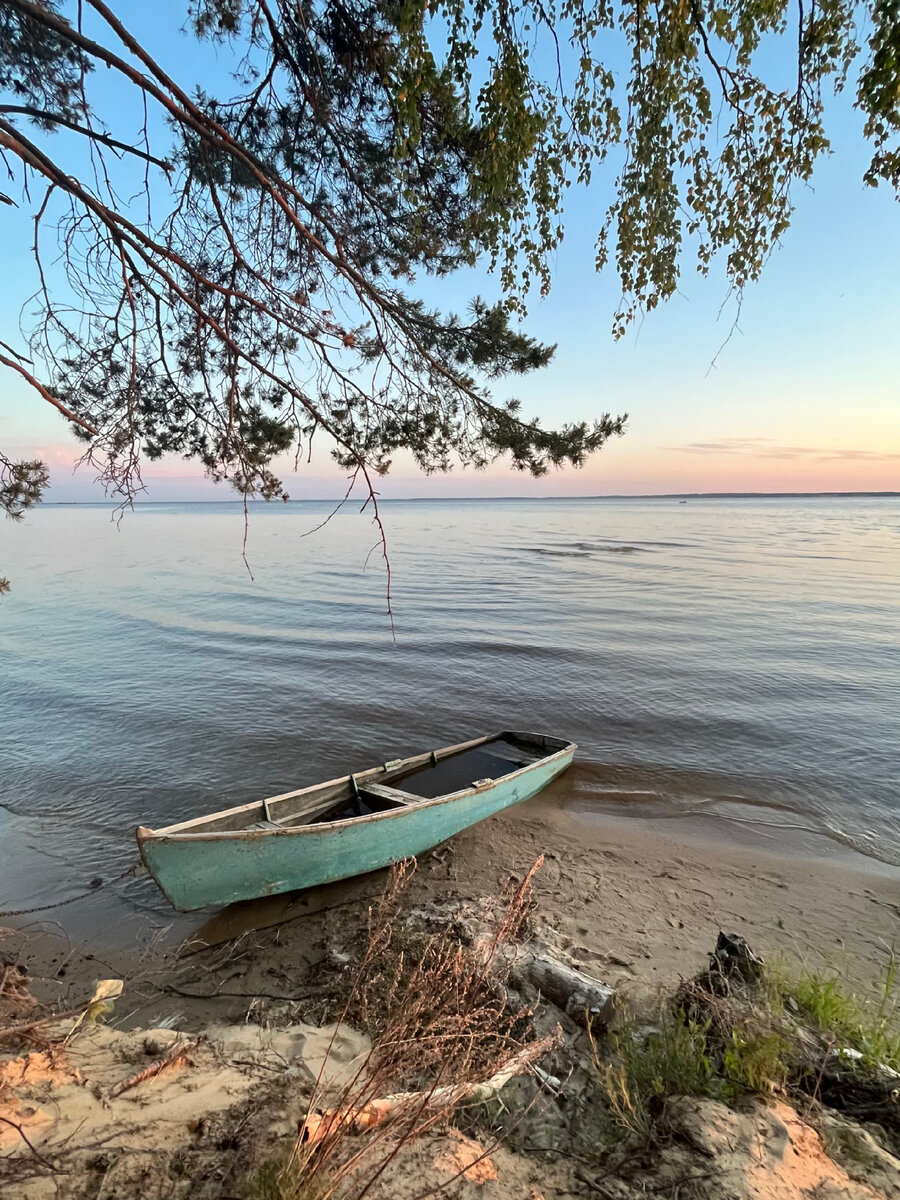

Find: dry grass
2;865;554;1200
248;856;549;1200
339;862;534;1084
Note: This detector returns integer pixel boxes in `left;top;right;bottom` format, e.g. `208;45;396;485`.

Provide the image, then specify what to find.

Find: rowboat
137;731;575;911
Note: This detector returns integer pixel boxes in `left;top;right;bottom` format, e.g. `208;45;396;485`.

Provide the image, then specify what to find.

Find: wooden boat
137;731;575;911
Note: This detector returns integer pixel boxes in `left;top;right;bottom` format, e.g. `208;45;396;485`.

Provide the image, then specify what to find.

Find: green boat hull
139;747;572;911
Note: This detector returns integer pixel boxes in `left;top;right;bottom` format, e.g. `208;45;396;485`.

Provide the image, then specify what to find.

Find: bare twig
0;1115;59;1170
108;1040;194;1098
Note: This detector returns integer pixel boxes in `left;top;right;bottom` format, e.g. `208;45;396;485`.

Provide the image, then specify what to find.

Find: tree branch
0;349;99;435
0;104;173;171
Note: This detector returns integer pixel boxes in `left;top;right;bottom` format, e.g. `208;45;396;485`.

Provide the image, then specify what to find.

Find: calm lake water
1;495;898;936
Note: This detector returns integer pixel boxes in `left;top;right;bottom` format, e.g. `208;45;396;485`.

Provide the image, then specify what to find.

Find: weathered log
507;946;615;1029
452;905;616;1028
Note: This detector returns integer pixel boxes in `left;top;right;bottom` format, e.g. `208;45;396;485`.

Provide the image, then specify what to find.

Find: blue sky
1;1;897;500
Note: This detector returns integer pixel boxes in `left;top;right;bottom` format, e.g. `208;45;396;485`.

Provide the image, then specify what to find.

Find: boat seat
362;782;422;806
246;820;282;832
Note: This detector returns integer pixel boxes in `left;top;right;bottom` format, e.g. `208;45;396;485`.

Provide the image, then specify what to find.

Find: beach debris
0;1010;83;1045
66;979;124;1039
511;947;615;1029
447;884;616;1029
0;978;124;1046
531;1064;562;1093
150;1011;186;1033
299;1032;560;1147
803;1046;900;1136
109;1038;195;1098
463;925;615;1029
705;932;765;992
681;937;900;1143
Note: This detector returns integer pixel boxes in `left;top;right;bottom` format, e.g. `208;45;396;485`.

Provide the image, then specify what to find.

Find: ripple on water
0;494;898;926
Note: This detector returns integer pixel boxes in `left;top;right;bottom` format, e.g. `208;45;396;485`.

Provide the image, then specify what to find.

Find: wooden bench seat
362;782;422;806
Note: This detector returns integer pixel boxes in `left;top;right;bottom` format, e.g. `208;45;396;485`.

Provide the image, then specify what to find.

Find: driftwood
0;1007;84;1044
300;1031;560;1147
109;1040;194;1098
453;904;616;1029
500;944;615;1029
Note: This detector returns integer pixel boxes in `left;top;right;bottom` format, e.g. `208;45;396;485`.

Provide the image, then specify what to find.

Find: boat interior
148;732;570;837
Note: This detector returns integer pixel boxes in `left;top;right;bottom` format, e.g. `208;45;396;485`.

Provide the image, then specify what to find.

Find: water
1;495;898;937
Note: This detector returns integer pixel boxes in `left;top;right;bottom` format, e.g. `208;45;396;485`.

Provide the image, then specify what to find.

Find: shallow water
1;494;897;935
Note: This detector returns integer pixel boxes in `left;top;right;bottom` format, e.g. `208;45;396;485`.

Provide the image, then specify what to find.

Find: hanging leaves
0;0;894;537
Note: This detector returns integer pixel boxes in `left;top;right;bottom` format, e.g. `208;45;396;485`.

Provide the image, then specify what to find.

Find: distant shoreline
43;490;900;505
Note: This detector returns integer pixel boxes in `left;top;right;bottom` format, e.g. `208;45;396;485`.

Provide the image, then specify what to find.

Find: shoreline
2;775;896;953
5;786;898;1032
565;799;900;878
41;491;900;505
4;792;899;1200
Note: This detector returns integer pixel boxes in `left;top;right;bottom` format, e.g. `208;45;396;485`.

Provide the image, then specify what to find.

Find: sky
0;2;898;501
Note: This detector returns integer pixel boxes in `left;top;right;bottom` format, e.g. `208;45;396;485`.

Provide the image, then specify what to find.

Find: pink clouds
6;433;898;502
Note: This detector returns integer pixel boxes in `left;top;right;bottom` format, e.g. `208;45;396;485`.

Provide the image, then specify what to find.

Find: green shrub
721;1023;790;1096
595;1012;714;1138
780;953;899;1072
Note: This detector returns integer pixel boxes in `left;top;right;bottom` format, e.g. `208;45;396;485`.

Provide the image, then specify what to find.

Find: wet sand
5;775;898;1031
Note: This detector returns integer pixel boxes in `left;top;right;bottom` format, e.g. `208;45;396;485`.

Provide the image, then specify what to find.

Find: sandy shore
4;780;900;1200
5;776;898;1029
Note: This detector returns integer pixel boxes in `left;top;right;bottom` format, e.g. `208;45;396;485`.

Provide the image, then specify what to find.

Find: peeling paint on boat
137;732;575;911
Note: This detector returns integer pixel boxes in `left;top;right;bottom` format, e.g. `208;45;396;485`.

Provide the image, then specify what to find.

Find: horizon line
43;490;900;504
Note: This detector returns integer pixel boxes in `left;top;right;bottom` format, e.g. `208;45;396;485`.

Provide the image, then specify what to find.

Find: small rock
667;1096;742;1158
143;1029;181;1056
